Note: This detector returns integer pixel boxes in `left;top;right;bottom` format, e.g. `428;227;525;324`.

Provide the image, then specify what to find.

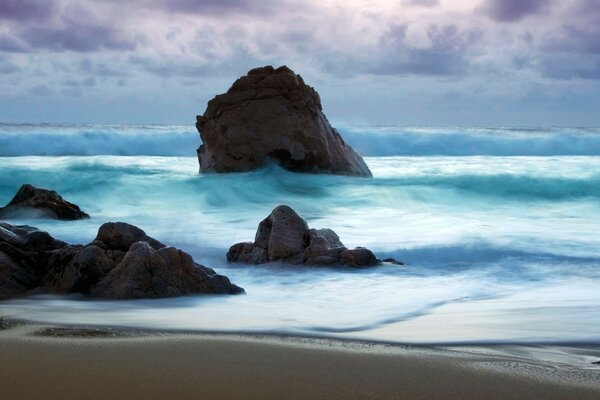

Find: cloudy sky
0;0;599;126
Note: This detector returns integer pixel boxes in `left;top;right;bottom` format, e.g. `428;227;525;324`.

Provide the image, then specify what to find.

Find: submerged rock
0;184;89;220
227;205;384;268
0;222;244;300
196;65;372;177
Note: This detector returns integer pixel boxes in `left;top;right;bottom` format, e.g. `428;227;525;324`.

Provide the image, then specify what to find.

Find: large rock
0;223;67;299
227;205;381;268
0;222;244;300
196;65;372;177
0;184;89;220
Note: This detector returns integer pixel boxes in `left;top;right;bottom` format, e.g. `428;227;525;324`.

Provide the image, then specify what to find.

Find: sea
1;122;599;344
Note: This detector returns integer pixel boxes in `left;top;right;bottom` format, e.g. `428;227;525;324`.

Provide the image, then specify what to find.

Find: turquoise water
0;124;599;343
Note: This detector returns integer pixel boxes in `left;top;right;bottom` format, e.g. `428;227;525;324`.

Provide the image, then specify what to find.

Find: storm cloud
0;0;599;125
481;0;550;22
0;0;58;21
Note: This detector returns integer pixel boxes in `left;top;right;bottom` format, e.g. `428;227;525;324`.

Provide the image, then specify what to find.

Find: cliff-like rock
196;66;371;177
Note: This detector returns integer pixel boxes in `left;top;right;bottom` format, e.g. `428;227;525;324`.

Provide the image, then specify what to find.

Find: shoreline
1;318;599;400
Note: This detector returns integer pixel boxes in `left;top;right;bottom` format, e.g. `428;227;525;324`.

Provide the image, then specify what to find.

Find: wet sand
0;322;599;400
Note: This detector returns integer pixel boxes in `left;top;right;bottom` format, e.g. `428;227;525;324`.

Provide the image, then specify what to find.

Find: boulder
0;222;244;300
0;184;89;220
196;65;372;177
227;205;383;268
0;223;67;299
93;242;242;299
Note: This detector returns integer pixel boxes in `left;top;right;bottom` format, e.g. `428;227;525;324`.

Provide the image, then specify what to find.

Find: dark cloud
20;20;137;52
545;25;600;55
0;35;27;52
158;0;272;14
371;48;467;76
482;0;550;22
96;0;277;16
0;0;57;21
0;3;141;54
371;24;476;76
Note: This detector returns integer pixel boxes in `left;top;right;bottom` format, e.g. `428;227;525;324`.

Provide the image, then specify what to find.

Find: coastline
1;319;599;400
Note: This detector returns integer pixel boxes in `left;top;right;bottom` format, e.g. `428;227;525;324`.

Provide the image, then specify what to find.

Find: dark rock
0;221;244;300
196;65;372;177
0;184;89;220
93;241;243;299
257;205;308;263
227;242;267;264
93;222;164;251
227;205;383;268
0;222;67;299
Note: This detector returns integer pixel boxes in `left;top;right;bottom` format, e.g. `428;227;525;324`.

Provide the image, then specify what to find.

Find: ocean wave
378;173;600;200
340;125;600;156
2;123;600;156
0;123;199;156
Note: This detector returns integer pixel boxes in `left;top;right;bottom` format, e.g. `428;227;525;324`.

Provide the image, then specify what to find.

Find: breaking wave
1;123;600;156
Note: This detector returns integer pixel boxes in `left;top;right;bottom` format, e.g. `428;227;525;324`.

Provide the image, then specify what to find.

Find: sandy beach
0;321;599;400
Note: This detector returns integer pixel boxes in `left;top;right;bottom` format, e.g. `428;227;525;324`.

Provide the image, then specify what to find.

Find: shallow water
1;124;599;343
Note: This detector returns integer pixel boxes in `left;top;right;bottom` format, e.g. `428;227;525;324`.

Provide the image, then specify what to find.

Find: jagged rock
227;205;383;268
196;65;372;177
93;241;242;299
0;222;244;300
0;223;67;299
0;184;89;220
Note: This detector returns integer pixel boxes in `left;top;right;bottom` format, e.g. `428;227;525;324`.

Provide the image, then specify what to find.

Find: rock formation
0;223;67;300
0;222;244;300
227;205;384;268
196;65;372;177
0;184;89;220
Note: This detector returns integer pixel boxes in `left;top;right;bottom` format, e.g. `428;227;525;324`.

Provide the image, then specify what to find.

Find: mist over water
2;123;600;157
1;124;600;343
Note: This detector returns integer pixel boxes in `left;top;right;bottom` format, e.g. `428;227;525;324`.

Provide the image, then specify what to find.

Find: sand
0;322;599;400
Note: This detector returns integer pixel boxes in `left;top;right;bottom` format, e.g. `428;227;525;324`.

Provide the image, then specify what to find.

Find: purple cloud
370;24;477;76
20;19;138;52
0;0;57;21
0;35;27;52
482;0;550;22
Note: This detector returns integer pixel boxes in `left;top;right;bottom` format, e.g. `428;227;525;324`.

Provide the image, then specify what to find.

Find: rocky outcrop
0;184;89;220
0;223;67;300
227;205;384;268
196;65;372;177
0;222;244;300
